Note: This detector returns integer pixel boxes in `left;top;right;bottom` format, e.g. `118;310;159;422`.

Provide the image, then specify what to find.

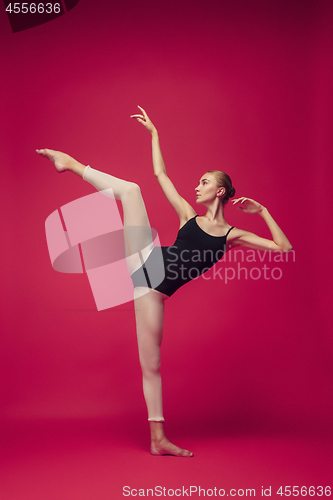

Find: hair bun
229;186;236;198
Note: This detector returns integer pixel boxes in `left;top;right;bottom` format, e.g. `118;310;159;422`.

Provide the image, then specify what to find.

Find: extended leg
36;149;153;270
36;148;86;176
36;148;150;227
134;289;193;457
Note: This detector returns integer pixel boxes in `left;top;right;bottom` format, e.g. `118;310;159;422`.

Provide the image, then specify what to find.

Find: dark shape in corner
4;0;80;33
64;0;80;12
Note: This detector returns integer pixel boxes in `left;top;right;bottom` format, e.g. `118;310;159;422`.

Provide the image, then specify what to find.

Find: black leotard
131;215;234;297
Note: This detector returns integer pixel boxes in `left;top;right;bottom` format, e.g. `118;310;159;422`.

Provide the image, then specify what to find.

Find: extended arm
131;106;196;224
230;197;293;253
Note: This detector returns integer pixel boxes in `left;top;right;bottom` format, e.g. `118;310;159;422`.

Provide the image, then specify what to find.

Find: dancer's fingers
137;105;148;119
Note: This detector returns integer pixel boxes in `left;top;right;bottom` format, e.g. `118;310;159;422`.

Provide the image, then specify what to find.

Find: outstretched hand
232;197;264;214
130;106;157;134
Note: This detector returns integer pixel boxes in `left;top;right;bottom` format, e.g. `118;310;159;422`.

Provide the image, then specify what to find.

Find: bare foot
36;148;85;176
151;438;193;457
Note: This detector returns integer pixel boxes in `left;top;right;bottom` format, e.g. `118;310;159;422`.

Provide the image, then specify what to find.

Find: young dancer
37;106;292;457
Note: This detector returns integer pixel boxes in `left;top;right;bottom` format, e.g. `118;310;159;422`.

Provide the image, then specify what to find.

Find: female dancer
36;106;292;457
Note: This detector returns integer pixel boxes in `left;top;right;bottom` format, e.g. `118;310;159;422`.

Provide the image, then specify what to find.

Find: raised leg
134;289;193;457
36;149;153;270
36;148;86;177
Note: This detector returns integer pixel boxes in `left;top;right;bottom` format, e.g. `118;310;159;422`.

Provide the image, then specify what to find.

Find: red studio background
0;1;332;499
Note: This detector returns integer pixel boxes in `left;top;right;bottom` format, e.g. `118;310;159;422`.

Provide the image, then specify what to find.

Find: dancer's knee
140;356;161;378
125;181;141;193
122;182;141;199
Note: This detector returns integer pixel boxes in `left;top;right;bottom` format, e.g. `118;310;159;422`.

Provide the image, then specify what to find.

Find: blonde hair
208;170;235;204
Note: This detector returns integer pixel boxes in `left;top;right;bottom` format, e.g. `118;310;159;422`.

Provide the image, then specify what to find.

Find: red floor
1;418;332;500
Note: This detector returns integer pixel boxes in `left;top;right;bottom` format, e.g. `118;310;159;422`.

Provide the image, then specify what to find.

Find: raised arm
230;197;293;253
131;106;196;225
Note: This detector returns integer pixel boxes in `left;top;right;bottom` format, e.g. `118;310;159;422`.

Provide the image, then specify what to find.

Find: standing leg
134;288;193;457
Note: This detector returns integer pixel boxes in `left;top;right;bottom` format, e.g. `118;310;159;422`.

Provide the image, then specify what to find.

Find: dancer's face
195;173;225;204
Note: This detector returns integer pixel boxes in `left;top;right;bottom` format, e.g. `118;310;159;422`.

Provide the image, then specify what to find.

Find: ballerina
36;106;292;456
